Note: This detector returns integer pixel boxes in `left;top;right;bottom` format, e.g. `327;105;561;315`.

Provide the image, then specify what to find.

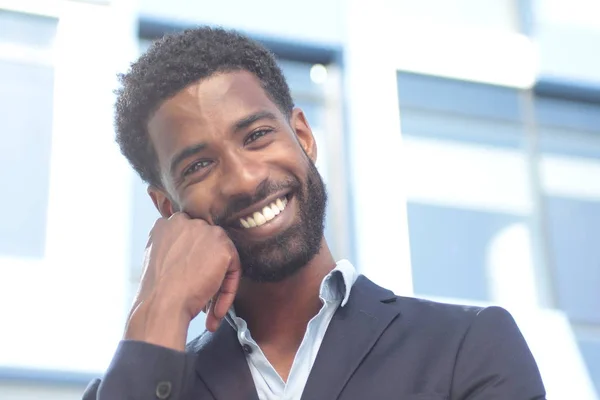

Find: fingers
213;250;241;320
205;250;241;332
202;298;211;314
147;213;190;246
205;296;220;332
168;211;191;220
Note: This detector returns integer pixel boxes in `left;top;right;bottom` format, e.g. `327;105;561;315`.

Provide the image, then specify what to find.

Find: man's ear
148;186;178;218
291;108;317;162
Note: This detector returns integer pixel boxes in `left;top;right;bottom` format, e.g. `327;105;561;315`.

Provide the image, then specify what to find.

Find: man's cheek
180;200;213;224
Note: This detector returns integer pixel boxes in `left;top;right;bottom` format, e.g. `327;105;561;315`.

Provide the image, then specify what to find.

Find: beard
217;159;327;282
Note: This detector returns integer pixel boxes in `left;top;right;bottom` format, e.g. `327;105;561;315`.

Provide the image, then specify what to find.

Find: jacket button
156;381;172;399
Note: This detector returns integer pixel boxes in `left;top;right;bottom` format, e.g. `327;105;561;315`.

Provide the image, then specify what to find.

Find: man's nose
219;151;269;198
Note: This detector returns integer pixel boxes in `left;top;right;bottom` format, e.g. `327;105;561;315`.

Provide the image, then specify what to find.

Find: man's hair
114;27;295;187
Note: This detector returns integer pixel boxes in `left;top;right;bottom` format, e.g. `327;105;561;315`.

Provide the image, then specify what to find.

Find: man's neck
233;238;336;350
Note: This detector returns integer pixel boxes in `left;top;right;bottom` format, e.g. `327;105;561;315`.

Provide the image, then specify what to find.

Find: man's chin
241;261;305;283
237;235;317;282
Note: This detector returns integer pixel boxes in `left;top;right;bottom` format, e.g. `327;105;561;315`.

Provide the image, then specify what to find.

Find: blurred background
1;0;599;398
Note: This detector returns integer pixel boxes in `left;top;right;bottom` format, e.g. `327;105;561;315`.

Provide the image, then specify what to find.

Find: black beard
221;160;327;282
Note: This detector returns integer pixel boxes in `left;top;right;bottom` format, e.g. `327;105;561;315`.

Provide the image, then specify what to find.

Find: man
83;27;546;400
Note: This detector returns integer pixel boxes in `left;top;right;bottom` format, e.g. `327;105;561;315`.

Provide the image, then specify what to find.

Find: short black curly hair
115;26;295;187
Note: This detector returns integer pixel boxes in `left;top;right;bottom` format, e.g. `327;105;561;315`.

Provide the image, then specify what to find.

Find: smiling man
82;27;546;400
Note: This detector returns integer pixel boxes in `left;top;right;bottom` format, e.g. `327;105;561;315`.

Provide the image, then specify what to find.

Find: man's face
146;71;327;282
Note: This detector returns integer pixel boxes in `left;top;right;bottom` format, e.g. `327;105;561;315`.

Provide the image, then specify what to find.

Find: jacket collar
300;275;399;400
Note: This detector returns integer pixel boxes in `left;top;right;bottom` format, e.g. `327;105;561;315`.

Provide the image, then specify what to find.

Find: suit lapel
190;321;259;400
300;275;400;400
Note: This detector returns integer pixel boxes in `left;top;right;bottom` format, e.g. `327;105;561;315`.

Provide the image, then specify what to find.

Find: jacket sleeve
451;306;546;400
81;340;197;400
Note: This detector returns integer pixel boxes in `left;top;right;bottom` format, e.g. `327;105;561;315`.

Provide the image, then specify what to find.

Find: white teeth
270;204;280;215
262;206;275;221
253;211;267;226
239;196;288;229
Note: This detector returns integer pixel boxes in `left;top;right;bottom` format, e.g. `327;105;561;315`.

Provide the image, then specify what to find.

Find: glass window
397;72;534;303
399;108;524;149
0;11;56;258
544;196;600;324
407;202;525;301
536;96;600;134
397;71;522;122
535;93;600;391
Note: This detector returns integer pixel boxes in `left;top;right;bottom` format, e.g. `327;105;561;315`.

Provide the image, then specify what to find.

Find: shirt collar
226;260;358;328
318;259;358;307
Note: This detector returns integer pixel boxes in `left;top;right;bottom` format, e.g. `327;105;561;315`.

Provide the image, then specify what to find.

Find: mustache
213;177;301;226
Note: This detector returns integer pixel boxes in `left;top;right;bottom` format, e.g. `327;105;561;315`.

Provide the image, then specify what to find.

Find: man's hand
124;212;241;351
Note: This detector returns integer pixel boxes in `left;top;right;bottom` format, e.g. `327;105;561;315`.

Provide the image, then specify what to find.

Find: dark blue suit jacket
83;275;546;399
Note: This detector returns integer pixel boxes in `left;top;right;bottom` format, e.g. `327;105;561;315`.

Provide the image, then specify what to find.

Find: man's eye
245;128;273;145
183;160;212;177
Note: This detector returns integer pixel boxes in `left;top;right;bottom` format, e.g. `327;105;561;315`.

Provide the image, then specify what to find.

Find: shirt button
242;344;253;354
155;381;172;399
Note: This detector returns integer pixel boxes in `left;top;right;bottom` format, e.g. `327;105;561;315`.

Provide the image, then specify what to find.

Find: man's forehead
148;70;281;131
165;71;272;112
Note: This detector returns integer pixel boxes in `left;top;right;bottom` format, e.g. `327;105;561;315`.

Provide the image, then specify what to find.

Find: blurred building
1;0;599;398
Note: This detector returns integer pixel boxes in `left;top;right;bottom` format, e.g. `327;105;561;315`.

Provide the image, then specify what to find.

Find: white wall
0;382;87;400
0;0;139;378
139;0;521;48
139;0;346;46
343;0;530;299
386;0;520;33
534;0;600;84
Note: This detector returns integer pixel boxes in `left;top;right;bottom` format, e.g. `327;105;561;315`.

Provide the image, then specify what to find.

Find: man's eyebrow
169;142;206;176
233;110;278;132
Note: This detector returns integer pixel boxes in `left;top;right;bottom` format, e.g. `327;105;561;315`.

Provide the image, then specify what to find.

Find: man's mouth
238;195;289;229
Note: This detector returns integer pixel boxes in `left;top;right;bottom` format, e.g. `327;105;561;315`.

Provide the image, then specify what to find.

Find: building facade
1;0;599;398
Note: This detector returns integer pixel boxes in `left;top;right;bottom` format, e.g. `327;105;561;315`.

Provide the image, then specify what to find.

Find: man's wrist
124;299;191;352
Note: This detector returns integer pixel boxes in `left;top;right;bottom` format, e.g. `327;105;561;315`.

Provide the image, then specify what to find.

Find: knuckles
149;216;235;254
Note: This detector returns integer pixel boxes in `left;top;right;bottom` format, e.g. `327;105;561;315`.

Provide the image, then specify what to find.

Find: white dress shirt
225;259;358;400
